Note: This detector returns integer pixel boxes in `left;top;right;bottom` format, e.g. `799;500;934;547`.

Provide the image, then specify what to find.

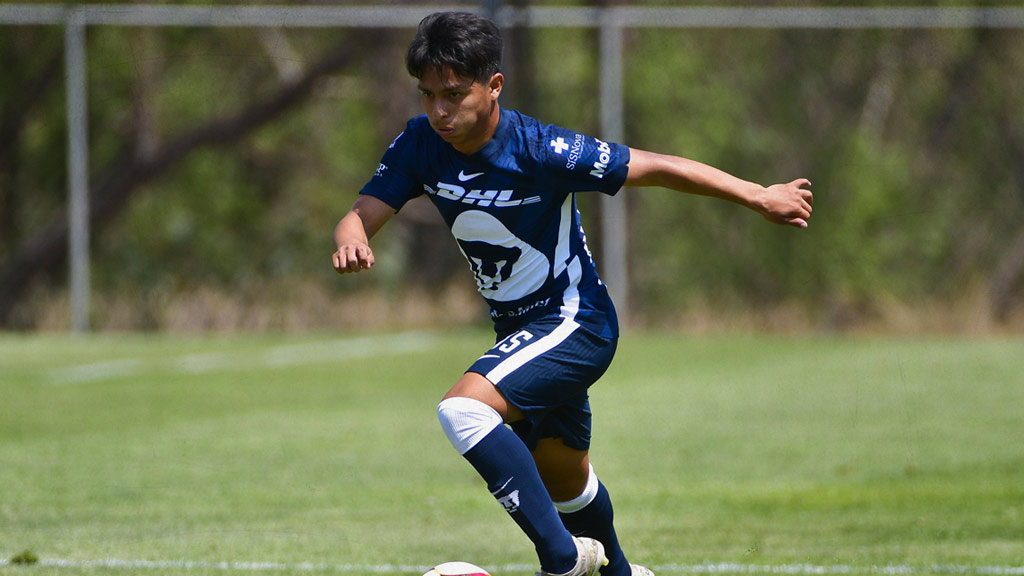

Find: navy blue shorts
467;315;617;452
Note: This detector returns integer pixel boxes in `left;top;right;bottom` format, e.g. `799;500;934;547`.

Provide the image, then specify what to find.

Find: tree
0;31;366;326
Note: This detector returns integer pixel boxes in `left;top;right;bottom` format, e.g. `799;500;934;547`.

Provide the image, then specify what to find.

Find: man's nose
432;100;449;118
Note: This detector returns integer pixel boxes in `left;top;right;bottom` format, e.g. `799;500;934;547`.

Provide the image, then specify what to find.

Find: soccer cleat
537;536;608;576
630;565;656;576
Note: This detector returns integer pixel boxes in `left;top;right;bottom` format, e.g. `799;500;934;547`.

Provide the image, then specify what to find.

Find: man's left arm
625;148;813;229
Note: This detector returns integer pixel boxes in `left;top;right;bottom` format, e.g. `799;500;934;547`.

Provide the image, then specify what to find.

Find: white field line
0;558;1023;575
45;331;438;386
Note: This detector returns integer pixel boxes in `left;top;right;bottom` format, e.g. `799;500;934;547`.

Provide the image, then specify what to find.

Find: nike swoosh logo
458;170;484;182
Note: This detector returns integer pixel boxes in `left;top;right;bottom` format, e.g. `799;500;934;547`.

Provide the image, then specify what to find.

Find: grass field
1;329;1022;575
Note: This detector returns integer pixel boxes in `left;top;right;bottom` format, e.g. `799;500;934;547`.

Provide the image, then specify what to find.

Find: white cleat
537;536;609;576
630;565;656;576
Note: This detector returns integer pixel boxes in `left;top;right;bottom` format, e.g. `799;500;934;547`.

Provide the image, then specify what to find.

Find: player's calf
437;397;579;574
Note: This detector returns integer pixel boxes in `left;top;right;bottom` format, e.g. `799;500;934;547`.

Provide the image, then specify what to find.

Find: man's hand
756;178;814;229
333;243;375;274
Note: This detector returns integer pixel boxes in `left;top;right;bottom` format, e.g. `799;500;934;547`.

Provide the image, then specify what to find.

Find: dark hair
406;11;503;82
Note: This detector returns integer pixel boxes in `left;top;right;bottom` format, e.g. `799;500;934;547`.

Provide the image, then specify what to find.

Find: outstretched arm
332;195;395;274
625;148;813;228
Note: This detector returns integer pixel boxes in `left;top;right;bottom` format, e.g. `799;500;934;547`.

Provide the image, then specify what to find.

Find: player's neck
454;103;502;156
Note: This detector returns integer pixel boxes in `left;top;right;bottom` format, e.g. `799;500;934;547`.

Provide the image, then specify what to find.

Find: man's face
418;66;503;155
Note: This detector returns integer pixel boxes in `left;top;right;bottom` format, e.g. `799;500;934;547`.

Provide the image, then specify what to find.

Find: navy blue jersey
359;109;630;337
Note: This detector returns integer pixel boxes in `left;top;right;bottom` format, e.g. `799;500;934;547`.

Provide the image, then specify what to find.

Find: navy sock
462;425;577;574
558;481;629;576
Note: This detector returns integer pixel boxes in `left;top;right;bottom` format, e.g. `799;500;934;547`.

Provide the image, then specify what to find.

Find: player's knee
437;397;503;456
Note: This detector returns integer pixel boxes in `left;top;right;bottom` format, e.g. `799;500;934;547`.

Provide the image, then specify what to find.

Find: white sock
437;397;502;455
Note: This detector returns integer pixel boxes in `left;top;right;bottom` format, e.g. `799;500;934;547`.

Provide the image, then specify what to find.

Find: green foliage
0;27;67;254
2;15;1024;329
624;26;1024;325
82;28;384;301
532;27;600;132
627;29;820;312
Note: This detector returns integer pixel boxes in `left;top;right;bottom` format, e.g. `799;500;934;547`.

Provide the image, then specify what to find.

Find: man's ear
488;73;504;99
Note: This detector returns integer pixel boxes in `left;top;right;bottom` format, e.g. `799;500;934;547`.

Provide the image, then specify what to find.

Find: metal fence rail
5;5;1024;28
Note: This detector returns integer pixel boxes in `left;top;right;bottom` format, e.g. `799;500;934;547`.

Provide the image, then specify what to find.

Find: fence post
66;7;90;333
598;14;629;326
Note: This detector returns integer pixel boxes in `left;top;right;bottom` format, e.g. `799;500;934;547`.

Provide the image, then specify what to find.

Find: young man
333;12;812;576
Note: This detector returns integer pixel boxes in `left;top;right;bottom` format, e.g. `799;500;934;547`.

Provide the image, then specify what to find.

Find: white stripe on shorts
485;315;581;384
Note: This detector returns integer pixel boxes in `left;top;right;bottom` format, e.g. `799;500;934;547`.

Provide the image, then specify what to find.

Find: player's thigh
443;371;525;423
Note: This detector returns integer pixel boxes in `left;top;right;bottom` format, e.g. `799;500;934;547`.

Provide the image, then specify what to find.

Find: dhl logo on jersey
423;182;542;207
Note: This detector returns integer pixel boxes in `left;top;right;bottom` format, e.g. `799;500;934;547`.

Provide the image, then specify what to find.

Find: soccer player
333;12;812;576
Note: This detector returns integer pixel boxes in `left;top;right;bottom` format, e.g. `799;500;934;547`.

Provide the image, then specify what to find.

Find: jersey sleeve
539;124;631;195
357;124;423;212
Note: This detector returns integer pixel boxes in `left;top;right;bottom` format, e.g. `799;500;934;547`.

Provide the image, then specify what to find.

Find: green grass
1;330;1022;575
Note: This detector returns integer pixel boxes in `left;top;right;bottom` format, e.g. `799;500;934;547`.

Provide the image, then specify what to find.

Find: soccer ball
421;561;492;576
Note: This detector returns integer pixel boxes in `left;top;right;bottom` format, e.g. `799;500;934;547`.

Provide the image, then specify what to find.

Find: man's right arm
332;195;395;274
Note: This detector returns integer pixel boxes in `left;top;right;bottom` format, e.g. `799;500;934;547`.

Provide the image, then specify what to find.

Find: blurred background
1;0;1022;334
